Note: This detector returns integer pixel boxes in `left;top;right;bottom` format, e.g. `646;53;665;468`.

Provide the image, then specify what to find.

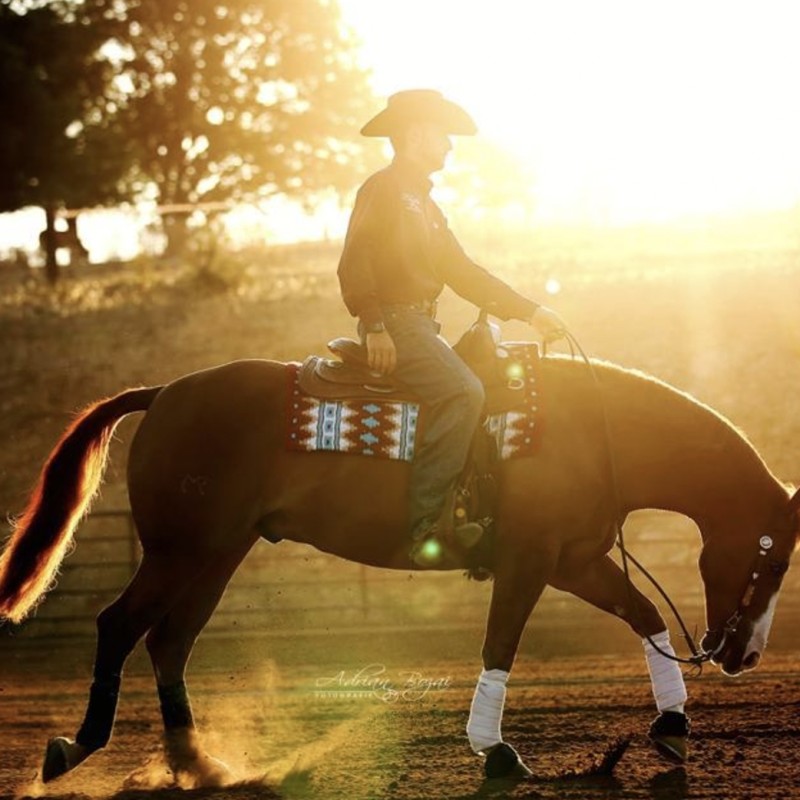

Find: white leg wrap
466;668;508;754
643;631;688;713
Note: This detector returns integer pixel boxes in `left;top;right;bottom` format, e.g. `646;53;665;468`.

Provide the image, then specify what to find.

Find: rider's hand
366;330;397;375
529;306;568;343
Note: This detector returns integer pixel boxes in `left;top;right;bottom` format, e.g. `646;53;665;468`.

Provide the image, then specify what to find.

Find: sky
340;0;800;223
3;0;800;258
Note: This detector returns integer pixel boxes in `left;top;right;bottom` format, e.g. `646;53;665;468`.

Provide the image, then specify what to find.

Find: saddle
297;338;417;402
291;313;541;578
298;318;536;416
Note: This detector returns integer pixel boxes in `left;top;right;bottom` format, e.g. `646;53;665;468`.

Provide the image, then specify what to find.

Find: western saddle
298;313;535;416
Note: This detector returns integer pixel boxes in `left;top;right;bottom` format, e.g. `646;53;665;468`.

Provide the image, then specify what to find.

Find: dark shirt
337;157;538;327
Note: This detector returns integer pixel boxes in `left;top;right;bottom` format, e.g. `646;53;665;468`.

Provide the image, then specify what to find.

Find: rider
337;89;565;565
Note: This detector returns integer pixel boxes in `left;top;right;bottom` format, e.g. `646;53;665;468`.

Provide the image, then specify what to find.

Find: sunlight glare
340;0;800;223
545;278;561;296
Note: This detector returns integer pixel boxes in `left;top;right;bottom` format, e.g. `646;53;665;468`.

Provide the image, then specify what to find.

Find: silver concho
759;535;773;551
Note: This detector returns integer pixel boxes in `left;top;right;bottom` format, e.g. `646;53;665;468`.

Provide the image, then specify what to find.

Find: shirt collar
391;156;433;195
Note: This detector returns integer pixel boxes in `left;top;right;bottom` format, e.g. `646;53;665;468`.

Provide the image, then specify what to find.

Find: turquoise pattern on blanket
288;388;421;461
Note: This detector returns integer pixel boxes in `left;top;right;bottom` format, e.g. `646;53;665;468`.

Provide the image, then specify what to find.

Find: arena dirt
3;649;800;800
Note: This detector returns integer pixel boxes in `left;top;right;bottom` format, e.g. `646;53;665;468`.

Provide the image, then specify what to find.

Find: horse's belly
264;452;412;568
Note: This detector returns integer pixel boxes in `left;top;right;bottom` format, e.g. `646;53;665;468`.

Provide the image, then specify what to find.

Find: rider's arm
432;209;539;321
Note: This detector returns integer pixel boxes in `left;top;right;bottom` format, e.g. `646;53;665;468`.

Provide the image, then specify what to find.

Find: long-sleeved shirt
337;157;538;328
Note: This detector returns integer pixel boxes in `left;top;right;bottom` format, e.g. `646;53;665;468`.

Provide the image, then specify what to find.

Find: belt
382;299;438;318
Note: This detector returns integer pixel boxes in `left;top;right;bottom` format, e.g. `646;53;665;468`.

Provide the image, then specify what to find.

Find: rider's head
360;89;476;175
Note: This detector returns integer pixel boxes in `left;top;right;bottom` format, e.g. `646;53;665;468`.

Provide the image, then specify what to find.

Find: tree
108;0;376;251
0;2;133;281
0;0;376;273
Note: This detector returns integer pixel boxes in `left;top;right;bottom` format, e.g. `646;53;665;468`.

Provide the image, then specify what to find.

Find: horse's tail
0;386;162;624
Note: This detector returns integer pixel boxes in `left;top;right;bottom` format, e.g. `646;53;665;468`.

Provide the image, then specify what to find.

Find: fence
6;507;800;641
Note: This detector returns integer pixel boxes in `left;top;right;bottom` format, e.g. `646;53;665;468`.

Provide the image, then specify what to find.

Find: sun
339;0;800;223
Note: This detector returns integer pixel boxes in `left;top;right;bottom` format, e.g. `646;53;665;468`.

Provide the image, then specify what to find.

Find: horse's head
698;486;800;675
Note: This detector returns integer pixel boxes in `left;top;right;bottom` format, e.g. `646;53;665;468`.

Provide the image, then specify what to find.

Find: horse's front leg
551;554;690;763
467;541;556;780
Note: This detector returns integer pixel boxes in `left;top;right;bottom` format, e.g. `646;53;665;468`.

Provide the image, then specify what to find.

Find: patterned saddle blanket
286;342;542;463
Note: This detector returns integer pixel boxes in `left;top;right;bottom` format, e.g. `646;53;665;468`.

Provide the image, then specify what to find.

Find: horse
0;324;798;787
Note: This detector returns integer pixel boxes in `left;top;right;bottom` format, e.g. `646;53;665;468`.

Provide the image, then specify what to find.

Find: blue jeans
366;307;485;536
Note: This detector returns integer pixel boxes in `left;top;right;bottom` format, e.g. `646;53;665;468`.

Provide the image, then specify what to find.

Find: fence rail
5;507;800;641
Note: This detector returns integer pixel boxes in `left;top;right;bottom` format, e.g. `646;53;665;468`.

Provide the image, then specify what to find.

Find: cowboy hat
360;89;477;137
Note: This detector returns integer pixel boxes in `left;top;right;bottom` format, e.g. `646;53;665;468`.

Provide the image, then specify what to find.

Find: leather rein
543;328;791;668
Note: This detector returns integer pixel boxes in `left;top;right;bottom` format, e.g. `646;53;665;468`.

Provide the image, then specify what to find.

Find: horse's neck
596;362;783;529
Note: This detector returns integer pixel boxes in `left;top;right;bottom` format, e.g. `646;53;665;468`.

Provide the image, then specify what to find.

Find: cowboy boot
409;492;484;567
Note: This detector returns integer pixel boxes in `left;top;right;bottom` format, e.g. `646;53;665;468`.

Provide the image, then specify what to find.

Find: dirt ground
2;638;800;800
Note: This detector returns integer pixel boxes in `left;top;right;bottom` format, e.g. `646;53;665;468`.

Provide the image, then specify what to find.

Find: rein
543;330;791;668
546;330;710;667
540;329;780;667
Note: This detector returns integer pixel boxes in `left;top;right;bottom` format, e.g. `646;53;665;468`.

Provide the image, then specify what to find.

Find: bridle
544;326;793;668
699;534;790;662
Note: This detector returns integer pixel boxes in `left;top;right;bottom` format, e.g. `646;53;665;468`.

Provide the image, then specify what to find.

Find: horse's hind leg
142;533;257;788
42;550;208;783
551;555;690;762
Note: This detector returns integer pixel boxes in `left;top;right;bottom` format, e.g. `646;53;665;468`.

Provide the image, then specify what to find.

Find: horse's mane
541;353;781;486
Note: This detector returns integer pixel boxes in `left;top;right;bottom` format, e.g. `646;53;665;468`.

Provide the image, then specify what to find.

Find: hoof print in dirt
484;743;533;780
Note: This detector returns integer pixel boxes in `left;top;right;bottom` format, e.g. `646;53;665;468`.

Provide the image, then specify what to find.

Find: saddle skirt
286;337;543;463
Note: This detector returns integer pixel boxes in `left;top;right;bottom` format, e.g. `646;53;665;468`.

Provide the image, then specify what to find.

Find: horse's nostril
743;652;761;670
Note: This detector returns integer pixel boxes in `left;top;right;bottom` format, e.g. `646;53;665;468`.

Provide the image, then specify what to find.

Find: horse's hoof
484;742;533;780
164;729;234;789
649;712;690;764
42;737;87;782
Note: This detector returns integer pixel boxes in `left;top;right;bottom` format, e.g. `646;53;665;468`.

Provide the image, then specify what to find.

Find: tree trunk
163;213;189;257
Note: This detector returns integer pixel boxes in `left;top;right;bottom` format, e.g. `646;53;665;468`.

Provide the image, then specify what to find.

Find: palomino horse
0;330;798;785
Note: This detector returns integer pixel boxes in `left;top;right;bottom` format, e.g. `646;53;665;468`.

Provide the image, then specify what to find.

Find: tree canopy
0;0;375;231
114;0;375;209
0;1;132;214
